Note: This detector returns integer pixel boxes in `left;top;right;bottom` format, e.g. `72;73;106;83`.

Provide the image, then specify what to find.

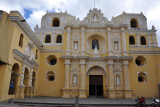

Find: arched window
130;19;138;28
35;50;38;60
8;63;19;95
129;36;135;45
140;36;146;45
46;71;55;81
19;34;24;47
56;35;62;43
92;40;99;49
32;72;36;87
53;18;60;27
138;72;147;82
45;35;51;43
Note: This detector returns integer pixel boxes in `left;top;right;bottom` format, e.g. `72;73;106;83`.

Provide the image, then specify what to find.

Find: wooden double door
89;75;103;97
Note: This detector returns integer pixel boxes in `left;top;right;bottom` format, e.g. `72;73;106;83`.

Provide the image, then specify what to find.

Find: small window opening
130;19;138;28
53;18;60;27
140;36;146;45
135;56;146;66
19;34;24;47
45;35;51;43
138;72;147;82
47;55;57;66
56;35;62;43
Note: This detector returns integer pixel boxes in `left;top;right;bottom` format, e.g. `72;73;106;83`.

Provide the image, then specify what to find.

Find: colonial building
0;8;160;101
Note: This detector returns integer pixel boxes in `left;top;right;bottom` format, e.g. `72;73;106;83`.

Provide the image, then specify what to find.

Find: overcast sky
0;0;160;45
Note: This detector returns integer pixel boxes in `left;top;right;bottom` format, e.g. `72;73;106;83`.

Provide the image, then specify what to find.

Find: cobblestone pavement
0;97;154;107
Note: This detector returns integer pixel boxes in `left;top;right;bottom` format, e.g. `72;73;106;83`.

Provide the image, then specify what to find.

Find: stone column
81;27;85;55
136;33;140;46
107;27;112;56
121;28;127;56
66;27;71;55
16;64;25;98
152;33;157;47
123;60;132;98
28;68;33;97
62;59;70;98
79;59;87;98
108;60;115;98
147;33;152;47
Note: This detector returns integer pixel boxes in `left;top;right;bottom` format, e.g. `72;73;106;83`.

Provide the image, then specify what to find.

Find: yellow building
0;8;160;101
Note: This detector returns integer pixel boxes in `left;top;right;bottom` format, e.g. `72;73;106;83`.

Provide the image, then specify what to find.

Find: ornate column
80;25;86;56
108;60;115;98
147;33;152;47
62;59;70;98
152;33;157;47
79;59;87;98
107;27;112;56
121;28;127;56
28;67;33;97
136;33;140;46
123;60;132;98
16;64;25;98
66;27;71;55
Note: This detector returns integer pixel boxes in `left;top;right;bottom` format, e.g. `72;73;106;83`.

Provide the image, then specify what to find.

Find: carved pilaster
136;33;140;46
121;28;127;56
107;27;112;56
66;27;71;55
79;59;87;98
147;34;152;47
123;60;132;98
20;64;25;86
81;27;85;55
152;33;157;47
108;60;115;98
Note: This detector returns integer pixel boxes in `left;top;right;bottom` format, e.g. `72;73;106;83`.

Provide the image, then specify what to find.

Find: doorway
89;75;103;97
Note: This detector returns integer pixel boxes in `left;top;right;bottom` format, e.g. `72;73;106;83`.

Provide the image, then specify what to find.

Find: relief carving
113;64;122;72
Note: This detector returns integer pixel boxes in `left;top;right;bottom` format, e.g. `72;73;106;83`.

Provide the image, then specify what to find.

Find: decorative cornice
41;49;63;52
13;49;39;68
9;16;43;50
130;50;160;54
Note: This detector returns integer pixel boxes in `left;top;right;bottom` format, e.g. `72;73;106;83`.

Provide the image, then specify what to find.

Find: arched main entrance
87;66;106;97
8;63;19;95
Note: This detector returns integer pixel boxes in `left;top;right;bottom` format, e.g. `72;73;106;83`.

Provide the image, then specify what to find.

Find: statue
94;45;98;54
93;15;98;22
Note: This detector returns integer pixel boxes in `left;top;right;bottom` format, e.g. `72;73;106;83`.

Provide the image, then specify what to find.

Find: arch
87;66;106;76
19;34;24;47
93;14;98;22
8;63;20;95
92;39;99;49
52;18;60;27
129;36;135;45
130;19;138;28
45;35;51;43
56;35;62;43
140;36;146;45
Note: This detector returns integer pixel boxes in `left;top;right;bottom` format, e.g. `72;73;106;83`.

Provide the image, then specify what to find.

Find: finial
152;25;155;30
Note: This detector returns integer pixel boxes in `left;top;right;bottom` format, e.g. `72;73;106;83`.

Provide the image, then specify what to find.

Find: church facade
0;8;160;101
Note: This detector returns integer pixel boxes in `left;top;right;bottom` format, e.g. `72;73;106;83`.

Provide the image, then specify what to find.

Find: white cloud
1;0;160;45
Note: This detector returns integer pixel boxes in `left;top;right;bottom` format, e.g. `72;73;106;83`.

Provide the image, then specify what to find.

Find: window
129;36;135;45
46;71;55;81
53;18;60;27
47;55;57;66
45;35;51;43
138;72;147;82
135;56;146;66
56;35;62;43
35;50;38;60
140;36;146;45
130;19;138;28
92;40;99;49
19;34;24;47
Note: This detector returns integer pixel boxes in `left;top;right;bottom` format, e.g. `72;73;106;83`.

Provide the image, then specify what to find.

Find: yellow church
0;8;160;102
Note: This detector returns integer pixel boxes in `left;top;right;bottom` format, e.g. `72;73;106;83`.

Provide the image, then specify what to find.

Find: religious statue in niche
74;41;78;50
73;74;77;85
116;75;120;85
114;41;119;50
85;18;89;23
93;15;98;22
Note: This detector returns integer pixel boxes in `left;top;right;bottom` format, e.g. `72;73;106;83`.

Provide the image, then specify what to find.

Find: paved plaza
0;97;155;107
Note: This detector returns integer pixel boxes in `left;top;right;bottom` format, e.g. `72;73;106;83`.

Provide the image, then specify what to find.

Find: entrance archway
87;66;106;97
8;63;19;95
24;68;29;96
